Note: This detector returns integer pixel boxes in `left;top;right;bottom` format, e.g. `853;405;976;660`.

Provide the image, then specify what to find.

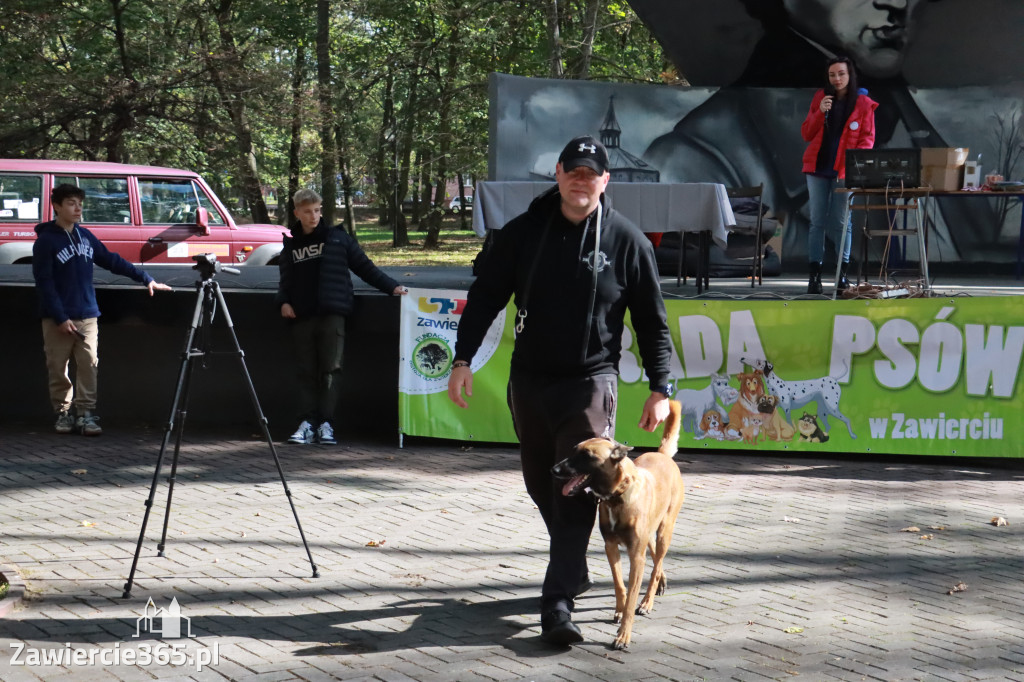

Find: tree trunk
393;60;422;246
206;1;270;224
546;0;563;78
457;174;468;231
105;0;139;162
286;42;305;225
576;0;601;80
316;0;337;226
424;27;460;249
417;150;431;227
375;68;395;226
334;124;357;237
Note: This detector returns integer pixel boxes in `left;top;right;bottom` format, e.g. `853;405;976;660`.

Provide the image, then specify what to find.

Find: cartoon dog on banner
741;356;856;440
677;373;739;438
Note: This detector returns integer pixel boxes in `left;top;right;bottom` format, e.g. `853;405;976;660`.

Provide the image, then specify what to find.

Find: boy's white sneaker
317;422;336;445
287;420;315;444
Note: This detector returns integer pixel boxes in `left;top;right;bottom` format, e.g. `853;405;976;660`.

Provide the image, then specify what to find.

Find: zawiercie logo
135;597;195;639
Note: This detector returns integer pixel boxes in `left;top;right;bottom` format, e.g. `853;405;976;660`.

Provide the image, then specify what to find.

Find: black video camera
192;253;240;280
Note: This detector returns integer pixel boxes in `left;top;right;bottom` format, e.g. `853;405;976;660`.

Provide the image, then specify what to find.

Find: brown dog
551;400;685;649
725;370;764;439
757;394;795;441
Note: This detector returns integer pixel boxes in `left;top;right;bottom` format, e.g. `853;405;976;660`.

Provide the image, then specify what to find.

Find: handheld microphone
823;83;837;128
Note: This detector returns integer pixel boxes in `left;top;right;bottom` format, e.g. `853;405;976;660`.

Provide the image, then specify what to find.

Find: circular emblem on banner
410;334;454;379
850;121;860;131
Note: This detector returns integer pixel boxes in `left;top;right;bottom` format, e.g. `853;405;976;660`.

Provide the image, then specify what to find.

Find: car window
138;179;225;226
0;174;43;221
55;176;131;224
192;182;226;226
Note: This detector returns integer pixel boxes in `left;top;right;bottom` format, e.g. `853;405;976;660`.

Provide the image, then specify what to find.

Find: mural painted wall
489;1;1024;268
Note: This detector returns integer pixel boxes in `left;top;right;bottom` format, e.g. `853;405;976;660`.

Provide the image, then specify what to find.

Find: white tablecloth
472;181;736;248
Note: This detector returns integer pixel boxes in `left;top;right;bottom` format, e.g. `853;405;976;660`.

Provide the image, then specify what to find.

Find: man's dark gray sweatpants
507;370;617;613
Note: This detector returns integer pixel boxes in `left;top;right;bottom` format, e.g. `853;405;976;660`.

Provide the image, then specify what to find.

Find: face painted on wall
782;0;926;77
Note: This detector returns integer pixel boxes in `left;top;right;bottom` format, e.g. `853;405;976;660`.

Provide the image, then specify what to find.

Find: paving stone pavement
2;423;1024;681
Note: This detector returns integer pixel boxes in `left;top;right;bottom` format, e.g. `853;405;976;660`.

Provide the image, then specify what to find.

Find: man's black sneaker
540;609;583;645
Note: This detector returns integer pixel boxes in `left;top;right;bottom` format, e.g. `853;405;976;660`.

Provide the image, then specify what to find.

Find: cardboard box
920;147;969;190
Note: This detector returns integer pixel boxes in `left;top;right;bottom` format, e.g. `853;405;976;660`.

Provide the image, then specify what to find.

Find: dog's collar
591;480;629;502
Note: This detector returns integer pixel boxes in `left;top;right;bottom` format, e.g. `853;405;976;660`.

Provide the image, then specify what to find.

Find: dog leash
580;201;603;364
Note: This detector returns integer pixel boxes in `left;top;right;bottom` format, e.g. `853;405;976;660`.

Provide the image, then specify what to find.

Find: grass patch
355;215;483;268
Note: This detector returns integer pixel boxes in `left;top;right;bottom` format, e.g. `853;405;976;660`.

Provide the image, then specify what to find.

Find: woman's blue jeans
806;174;852;264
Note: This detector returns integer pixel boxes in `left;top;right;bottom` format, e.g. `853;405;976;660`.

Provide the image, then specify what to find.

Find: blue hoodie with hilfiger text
32;220;154;325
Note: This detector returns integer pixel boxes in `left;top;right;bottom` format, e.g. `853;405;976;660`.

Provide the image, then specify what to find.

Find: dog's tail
659;400;683;457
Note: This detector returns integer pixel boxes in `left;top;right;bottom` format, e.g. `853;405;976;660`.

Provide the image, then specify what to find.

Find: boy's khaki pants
41;318;99;414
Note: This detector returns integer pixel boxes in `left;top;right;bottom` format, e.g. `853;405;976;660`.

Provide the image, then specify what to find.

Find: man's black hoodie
455;189;672;390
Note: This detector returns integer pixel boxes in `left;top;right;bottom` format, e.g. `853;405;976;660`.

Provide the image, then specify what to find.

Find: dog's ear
610;443;633;462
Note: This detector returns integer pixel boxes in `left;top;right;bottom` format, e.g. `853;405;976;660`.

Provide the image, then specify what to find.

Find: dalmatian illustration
741;356;856;439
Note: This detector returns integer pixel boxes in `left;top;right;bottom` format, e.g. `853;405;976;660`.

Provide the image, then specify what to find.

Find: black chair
726;184;766;287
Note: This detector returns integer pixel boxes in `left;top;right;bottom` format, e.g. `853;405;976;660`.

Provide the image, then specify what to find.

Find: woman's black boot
807;262;823;295
837;262;850;292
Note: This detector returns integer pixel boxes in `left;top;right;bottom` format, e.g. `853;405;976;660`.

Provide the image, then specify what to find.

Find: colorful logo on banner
399;289;505;395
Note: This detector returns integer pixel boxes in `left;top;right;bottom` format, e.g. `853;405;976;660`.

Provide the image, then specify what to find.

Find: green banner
398;290;1024;457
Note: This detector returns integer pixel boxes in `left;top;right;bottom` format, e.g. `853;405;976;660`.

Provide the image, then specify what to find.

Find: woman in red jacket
801;56;877;294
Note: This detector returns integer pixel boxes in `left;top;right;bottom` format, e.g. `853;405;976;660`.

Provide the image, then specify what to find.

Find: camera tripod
123;256;319;598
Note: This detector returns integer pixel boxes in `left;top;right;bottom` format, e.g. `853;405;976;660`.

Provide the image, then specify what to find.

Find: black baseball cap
558;135;609;174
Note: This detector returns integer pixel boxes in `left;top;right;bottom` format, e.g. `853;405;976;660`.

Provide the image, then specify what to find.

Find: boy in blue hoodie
32;183;171;435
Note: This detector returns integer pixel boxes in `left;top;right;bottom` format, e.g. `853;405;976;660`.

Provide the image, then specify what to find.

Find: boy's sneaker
76;411;102;436
287;420;315;444
317;422;336;445
54;410;75;434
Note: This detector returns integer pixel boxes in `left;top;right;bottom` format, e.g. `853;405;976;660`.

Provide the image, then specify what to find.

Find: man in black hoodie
276;189;406;445
447;136;674;645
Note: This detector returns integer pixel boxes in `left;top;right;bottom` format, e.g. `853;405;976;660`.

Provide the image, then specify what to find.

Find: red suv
0;159;288;266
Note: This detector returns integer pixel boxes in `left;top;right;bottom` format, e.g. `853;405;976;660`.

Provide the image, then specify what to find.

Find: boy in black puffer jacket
276;189;407;445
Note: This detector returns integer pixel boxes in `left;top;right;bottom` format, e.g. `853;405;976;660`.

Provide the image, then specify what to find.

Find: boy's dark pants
291;314;346;425
508;371;617;614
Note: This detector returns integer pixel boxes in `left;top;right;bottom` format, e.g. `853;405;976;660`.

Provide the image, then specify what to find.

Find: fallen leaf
79;520;95;527
991;517;1009;527
71;469;87;475
783;626;804;634
947;581;968;595
919;534;934;540
928;525;946;531
900;526;920;533
366;539;386;547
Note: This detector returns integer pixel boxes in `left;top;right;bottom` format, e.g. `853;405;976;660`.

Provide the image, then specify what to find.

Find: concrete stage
2;264;1021;441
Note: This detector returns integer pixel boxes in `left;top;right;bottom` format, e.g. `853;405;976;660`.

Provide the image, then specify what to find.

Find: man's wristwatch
652;384;675;398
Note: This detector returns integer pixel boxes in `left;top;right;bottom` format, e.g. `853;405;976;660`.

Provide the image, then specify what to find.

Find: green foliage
0;0;669;234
